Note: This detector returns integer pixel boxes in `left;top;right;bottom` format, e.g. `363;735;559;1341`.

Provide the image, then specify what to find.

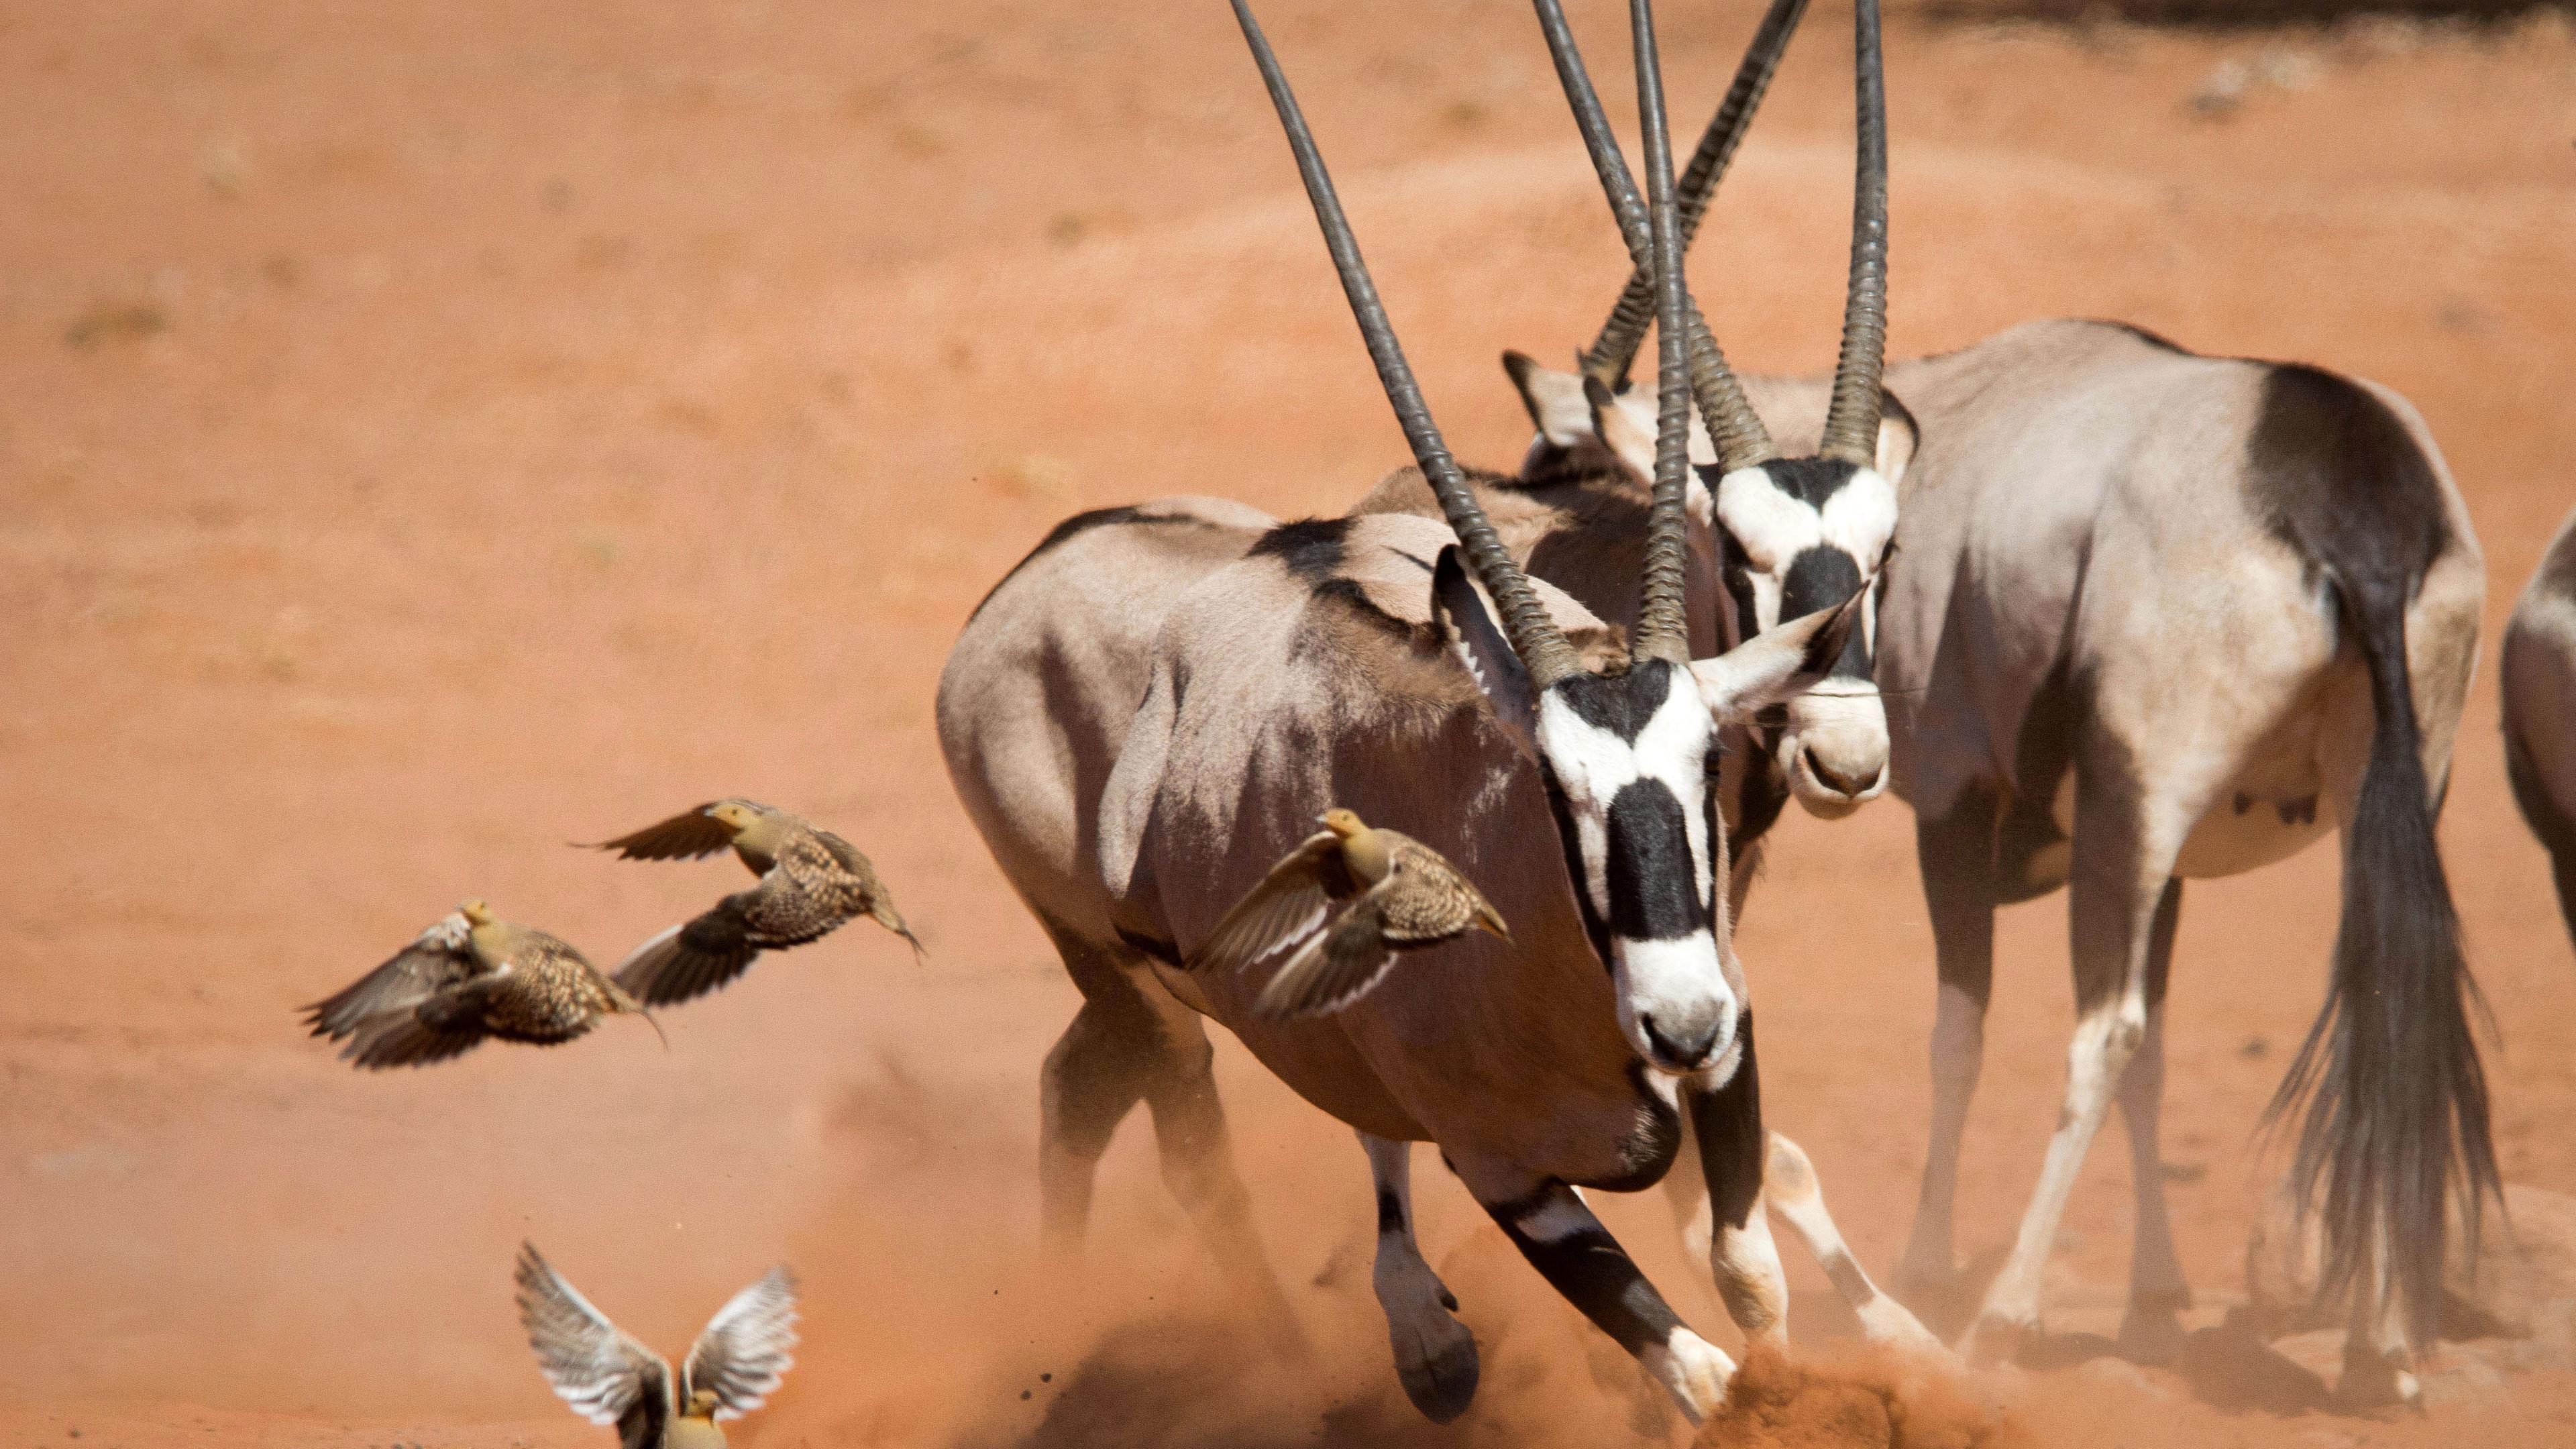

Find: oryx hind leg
1967;730;2204;1362
1360;1134;1479;1422
1036;919;1305;1353
1898;778;2003;1316
1468;1166;1733;1423
2114;878;2190;1363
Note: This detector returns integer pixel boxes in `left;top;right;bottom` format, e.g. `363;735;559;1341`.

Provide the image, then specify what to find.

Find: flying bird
586;799;923;1008
515;1242;798;1449
302;900;660;1069
1189;808;1508;1020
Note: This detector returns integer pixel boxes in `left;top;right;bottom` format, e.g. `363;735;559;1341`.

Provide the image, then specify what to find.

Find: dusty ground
7;1;2576;1445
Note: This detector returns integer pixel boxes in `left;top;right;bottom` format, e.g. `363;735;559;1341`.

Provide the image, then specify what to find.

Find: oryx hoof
1960;1311;2039;1368
2332;1342;2422;1415
1389;1309;1481;1424
1859;1292;1950;1357
2116;1292;2190;1366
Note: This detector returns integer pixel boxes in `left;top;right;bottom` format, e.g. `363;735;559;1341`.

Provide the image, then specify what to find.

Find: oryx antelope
1346;0;1911;1283
1541;315;2493;1403
2504;506;2576;949
938;0;1922;1422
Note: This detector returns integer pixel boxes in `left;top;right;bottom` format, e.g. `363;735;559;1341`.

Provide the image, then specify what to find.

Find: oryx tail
2255;366;2500;1347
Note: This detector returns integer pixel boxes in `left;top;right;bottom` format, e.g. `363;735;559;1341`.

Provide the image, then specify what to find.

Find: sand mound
1695;1347;2029;1449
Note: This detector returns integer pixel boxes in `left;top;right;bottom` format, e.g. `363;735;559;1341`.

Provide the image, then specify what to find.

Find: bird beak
1478;909;1511;944
635;1008;669;1052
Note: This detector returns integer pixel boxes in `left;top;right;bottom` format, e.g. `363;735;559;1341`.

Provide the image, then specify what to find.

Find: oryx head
1236;0;1864;1077
1519;0;1902;820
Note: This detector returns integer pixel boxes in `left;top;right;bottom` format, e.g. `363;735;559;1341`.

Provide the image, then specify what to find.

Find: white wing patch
514;1243;667;1428
684;1266;800;1420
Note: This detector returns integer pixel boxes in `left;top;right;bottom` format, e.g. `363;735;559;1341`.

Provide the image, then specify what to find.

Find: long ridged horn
1628;0;1693;665
1231;0;1581;686
1818;0;1889;466
1586;0;1809;392
1535;0;1778;474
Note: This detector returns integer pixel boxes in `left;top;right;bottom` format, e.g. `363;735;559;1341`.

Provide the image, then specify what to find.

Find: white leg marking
1976;994;2147;1336
1637;1326;1736;1424
1713;1201;1790;1347
1768;1133;1943;1352
1515;1193;1597;1243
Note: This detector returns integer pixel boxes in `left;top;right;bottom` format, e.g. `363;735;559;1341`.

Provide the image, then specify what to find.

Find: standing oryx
2504;506;2576;950
940;0;1921;1423
1538;317;2493;1404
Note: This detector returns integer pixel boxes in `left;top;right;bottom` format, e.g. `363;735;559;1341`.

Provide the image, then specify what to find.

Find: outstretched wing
612;898;763;1008
303;911;476;1042
1252;896;1397;1020
1187;830;1348;974
514;1242;674;1433
582;802;752;861
682;1266;800;1420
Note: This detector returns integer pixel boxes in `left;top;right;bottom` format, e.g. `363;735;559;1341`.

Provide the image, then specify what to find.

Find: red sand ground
6;3;2576;1445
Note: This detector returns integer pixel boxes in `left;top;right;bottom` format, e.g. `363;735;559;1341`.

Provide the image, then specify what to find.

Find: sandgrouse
516;1242;798;1449
586;799;923;1008
303;900;659;1069
1189;808;1508;1020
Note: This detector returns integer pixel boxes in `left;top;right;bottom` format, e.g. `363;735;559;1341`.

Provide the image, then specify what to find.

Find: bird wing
581;802;748;861
343;994;490;1069
1377;835;1504;944
612;899;763;1008
1187;830;1346;974
515;1242;674;1432
1251;896;1398;1020
741;846;858;950
682;1266;800;1421
302;911;478;1042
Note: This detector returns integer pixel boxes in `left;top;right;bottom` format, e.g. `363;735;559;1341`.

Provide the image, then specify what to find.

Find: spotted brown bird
302;900;661;1069
1189;808;1509;1020
515;1242;798;1449
586;799;923;1008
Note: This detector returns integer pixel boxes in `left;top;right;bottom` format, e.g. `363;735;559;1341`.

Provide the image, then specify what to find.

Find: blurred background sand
5;3;2576;1444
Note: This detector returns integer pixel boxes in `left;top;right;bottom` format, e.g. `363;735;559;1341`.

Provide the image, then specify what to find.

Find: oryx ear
1582;374;1659;481
1876;388;1919;488
1691;582;1870;724
1503;350;1594;449
1432;544;1541;759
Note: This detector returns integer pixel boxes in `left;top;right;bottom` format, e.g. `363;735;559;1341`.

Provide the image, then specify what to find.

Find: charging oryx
1539;315;2493;1403
2503;505;2576;951
940;0;1921;1423
1348;0;1909;1281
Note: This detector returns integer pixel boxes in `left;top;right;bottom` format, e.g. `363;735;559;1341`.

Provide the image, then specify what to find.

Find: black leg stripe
1821;1250;1876;1307
1495;1204;1682;1354
1377;1188;1406;1236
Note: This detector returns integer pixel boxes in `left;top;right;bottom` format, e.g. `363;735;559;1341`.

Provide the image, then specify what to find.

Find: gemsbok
938;0;1921;1422
1534;315;2494;1404
2504;506;2576;950
1344;0;1911;1283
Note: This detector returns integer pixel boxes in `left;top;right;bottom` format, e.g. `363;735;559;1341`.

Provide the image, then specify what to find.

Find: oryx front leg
1477;1173;1732;1421
1690;1018;1788;1348
1360;1134;1479;1423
